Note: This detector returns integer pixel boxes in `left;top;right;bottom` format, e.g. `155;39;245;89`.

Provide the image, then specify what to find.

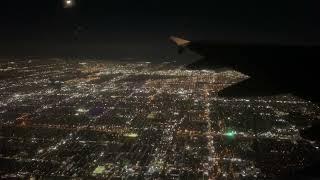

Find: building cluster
0;59;319;179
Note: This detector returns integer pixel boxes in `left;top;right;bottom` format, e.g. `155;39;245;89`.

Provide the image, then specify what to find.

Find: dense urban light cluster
0;59;319;179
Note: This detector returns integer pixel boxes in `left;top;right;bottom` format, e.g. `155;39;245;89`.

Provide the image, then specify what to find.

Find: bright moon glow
64;0;74;8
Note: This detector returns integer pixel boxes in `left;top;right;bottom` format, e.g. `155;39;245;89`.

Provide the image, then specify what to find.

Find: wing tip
169;36;191;46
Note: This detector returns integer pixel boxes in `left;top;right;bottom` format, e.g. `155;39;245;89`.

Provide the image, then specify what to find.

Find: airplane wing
170;36;190;47
170;36;320;103
217;77;289;98
169;36;191;54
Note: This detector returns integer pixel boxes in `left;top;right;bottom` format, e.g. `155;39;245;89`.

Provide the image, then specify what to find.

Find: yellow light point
124;133;138;138
92;166;105;175
147;112;156;119
77;108;88;113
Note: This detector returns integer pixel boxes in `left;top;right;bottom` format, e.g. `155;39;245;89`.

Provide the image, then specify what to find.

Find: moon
64;0;75;8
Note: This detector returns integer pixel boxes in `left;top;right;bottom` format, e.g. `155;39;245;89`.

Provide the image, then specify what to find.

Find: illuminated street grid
0;59;319;179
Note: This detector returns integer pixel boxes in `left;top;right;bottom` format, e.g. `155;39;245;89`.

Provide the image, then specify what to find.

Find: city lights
93;166;106;175
0;59;318;179
224;130;237;138
124;133;138;138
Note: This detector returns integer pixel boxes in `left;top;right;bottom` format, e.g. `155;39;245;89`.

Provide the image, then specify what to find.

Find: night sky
1;0;320;60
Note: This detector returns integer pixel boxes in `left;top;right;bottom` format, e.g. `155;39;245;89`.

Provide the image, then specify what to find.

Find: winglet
169;36;191;47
